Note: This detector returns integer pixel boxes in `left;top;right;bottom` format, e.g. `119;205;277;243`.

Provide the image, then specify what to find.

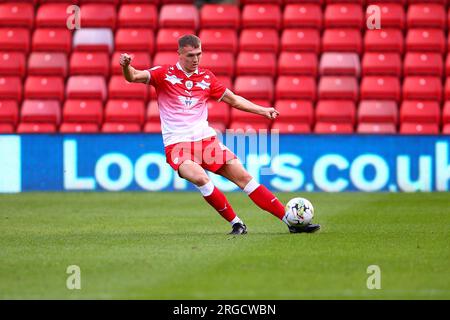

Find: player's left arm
220;89;279;120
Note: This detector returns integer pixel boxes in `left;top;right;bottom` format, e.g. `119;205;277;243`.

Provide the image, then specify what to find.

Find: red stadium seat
228;121;269;132
201;52;234;77
0;3;34;29
0;51;26;78
146;100;159;124
32;28;71;53
403;77;442;102
316;100;356;124
102;122;141;133
236;52;276;77
73;28;114;53
281;28;320;53
66;76;107;101
21;99;61;124
0;28;30;52
283;4;322;29
364;29;404;54
109;75;149;102
217;76;233;91
0;100;19;125
63;99;103;125
118;4;157;29
0;123;14;133
111;51;150;75
365;3;405;29
241;4;282;29
400;101;440;124
400;123;439;135
231;99;272;124
60;123;99;133
240;29;279;53
274;100;314;125
153;52;178;66
79;4;116;29
406;29;446;54
115;28;154;53
360;76;401;102
234;76;274;101
159;4;199;30
357;123;397;134
407;4;446;29
318;76;359;101
70;52;109;77
278;52;318;76
24;76;64;102
324;3;363;29
156;28;195;52
358;100;398;124
143;122;161;133
104;99;145;124
362;53;402;77
319;53;360;77
322;28;362;54
207;100;230;125
200;4;240;29
404;53;443;77
17;122;56;133
0;76;22;101
443;124;450;134
199;29;238;53
275;76;316;101
314;122;354;134
35;3;70;28
444;101;450;124
28;52;68;77
271;122;311;133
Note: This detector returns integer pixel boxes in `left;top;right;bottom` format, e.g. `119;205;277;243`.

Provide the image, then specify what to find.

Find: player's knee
194;175;210;187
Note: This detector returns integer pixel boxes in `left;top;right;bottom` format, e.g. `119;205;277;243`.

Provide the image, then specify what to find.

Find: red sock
247;184;285;220
203;187;237;223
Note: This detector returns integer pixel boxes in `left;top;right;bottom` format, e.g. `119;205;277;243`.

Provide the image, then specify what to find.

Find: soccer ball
285;197;315;226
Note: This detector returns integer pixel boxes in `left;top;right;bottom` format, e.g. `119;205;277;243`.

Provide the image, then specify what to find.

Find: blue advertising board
0;134;449;193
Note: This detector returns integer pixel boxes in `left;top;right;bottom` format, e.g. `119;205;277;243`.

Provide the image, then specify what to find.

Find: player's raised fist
119;53;132;67
264;107;279;120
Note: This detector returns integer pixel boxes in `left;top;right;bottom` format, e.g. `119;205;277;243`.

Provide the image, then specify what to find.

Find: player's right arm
119;53;150;84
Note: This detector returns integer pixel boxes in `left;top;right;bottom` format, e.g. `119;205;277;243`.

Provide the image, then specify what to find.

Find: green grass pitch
0;192;449;300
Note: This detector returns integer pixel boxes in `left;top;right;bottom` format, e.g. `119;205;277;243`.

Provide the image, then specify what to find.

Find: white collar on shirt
176;62;199;77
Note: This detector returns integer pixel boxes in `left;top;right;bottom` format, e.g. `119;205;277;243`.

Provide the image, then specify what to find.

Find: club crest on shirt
185;80;193;90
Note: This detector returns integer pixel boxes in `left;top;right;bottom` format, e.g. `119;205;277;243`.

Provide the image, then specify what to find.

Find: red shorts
165;136;237;173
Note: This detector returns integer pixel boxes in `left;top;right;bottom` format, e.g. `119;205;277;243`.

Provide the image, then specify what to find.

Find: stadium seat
217;76;233;91
283;4;322;29
407;4;446;29
156;28;195;52
357;123;397;134
231;99;272;124
358;100;398;124
79;4;116;29
32;28;71;53
200;52;234;76
207;100;230;125
20;99;60;125
234;76;274;101
278;52;318;76
35;3;70;28
0;76;22;101
28;52;67;77
0;123;14;133
66;76;107;101
59;123;99;133
240;29;279;53
403;77;442;102
152;52;178;66
200;4;240;29
314;122;354;134
236;52;276;77
404;53;443;77
0;51;26;78
73;28;114;53
360;76;401;102
364;29;404;54
241;4;282;29
0;28;30;52
316;100;356;124
322;28;362;54
280;29;320;53
406;29;446;54
0;100;19;126
109;75;149;102
365;3;405;30
442;124;450;134
198;29;238;53
271;122;311;134
115;28;154;53
146;100;160;123
63;99;103;125
111;51;150;75
159;4;199;30
274;100;314;125
104;100;145;124
400;123;439;135
101;122;141;133
143;122;161;133
0;2;34;29
118;4;157;29
400;101;440;124
228;121;269;132
16;122;56;133
240;0;283;4
318;76;359;101
324;3;363;29
70;52;109;77
362;53;402;77
275;76;316;101
24;76;64;102
319;53;360;77
443;101;450;124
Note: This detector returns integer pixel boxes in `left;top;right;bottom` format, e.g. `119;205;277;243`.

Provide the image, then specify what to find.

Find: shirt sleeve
208;72;227;102
147;66;164;87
